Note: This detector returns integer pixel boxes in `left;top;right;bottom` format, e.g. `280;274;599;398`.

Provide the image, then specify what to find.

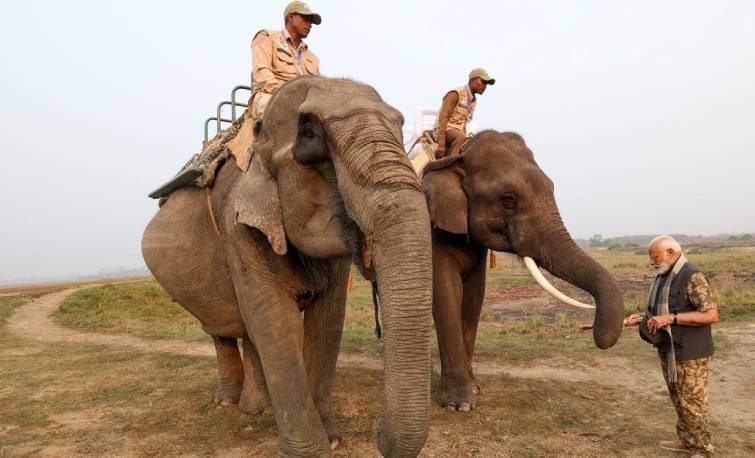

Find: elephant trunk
329;114;433;456
534;222;624;349
370;196;432;457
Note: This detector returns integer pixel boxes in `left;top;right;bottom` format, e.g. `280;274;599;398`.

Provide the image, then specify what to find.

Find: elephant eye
501;194;517;210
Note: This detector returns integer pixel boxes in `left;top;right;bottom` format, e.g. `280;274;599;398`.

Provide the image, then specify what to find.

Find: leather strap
206;188;221;238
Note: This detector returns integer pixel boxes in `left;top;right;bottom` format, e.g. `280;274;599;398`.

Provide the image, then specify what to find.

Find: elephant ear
235;153;287;255
421;155;468;235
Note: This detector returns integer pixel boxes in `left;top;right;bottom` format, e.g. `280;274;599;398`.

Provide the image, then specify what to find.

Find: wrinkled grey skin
142;77;433;457
422;131;624;410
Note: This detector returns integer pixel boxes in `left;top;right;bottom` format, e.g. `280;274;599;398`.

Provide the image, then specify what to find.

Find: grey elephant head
422;131;624;349
240;77;432;456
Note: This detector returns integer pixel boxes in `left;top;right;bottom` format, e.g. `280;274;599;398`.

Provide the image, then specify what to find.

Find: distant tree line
729;233;752;241
587;234;638;250
584;233;753;250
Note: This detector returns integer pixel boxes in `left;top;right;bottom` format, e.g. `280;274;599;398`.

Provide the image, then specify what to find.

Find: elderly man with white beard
625;235;718;456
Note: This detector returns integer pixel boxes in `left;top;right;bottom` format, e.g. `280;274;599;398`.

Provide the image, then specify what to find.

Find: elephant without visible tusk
522;256;595;310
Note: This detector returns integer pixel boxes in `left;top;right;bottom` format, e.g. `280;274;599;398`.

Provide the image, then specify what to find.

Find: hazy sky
1;1;754;281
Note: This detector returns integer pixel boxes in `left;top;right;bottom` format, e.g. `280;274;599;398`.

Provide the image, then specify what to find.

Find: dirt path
7;288;754;428
6;288;381;368
710;322;755;427
7;288;215;357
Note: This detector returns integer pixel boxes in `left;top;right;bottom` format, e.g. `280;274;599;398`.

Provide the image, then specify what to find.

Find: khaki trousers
443;128;466;157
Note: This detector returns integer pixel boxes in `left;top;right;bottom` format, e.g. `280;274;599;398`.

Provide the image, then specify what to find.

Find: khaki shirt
252;28;320;97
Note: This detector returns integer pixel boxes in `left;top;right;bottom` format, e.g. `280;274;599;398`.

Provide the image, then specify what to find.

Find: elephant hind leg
212;336;244;406
239;337;272;415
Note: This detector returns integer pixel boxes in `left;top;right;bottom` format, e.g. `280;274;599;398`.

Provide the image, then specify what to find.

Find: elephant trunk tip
593;329;621;349
377;425;428;458
591;288;625;350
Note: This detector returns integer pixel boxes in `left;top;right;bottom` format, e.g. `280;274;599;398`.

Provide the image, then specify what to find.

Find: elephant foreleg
432;249;472;411
243;295;331;455
461;251;487;395
212;336;244;406
213;182;337;456
239;336;272;414
303;258;350;449
225;229;331;456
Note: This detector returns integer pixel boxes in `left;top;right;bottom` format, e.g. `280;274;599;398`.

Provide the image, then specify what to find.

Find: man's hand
436;144;447;158
647;314;674;334
623;313;643;327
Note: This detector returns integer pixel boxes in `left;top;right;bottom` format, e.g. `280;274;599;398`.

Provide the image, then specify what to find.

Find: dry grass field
1;247;753;456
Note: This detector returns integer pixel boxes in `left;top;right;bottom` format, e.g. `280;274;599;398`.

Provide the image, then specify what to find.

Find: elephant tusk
522;256;596;310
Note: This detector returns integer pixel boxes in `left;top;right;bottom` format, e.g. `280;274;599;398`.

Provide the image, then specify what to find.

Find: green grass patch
56;281;206;341
487;273;533;288
475;325;598;362
0;296;25;327
589;246;755;276
341;326;382;354
53;247;754;350
621;279;755;323
54;273;386;347
718;283;755;322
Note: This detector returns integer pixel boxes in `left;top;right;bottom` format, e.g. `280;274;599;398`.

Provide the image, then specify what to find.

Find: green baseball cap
469;68;495;85
284;1;322;25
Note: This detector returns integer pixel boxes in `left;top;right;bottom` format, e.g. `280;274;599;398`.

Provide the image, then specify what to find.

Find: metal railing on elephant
203;84;252;142
149;83;253;199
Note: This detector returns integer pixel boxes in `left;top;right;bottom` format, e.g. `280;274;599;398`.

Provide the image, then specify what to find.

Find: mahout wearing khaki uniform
250;28;320;119
433;68;495;158
227;1;321;170
434;86;474;157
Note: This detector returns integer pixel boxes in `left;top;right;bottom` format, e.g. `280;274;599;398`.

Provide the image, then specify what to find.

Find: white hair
648;235;682;254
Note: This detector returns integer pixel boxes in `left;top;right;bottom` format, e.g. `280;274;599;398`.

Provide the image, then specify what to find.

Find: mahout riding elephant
421;131;624;411
142;77;433;457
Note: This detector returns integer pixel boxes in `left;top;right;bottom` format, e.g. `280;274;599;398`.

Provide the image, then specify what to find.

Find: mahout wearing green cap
284;1;322;26
432;67;496;158
468;68;495;85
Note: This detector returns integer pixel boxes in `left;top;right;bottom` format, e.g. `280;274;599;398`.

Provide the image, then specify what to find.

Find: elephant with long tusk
142;77;433;457
421;130;624;411
522;256;596;310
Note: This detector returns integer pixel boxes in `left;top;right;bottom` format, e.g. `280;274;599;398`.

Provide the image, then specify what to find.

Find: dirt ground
1;273;753;456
